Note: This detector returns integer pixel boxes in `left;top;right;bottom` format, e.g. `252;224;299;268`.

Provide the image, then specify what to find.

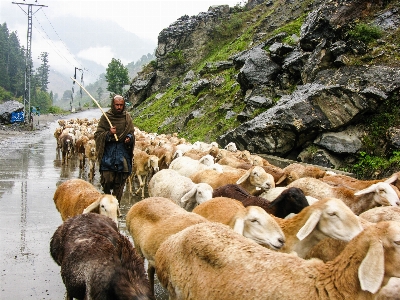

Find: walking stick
70;77;118;141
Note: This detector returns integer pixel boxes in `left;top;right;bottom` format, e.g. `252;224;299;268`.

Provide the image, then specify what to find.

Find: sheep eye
395;241;400;246
250;219;259;224
327;212;336;216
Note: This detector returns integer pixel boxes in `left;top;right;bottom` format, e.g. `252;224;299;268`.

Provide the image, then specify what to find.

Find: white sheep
155;220;400;299
192;197;285;250
125;196;208;295
53;178;120;226
287;177;399;215
304;206;400;263
148;169;213;211
359;206;400;223
376;277;400;300
191;165;275;195
224;142;238;152
272;197;363;257
169;154;215;178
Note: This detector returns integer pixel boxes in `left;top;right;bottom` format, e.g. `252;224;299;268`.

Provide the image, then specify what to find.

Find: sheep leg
135;175;144;196
141;175;147;199
148;264;155;296
89;161;95;182
127;174;133;195
65;291;73;300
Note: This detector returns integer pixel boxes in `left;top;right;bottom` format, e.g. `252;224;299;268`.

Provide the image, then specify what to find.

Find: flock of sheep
50;117;400;300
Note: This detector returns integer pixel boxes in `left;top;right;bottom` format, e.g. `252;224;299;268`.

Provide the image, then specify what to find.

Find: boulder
126;72;156;107
0;100;24;124
314;128;363;154
234;47;281;92
218;82;372;155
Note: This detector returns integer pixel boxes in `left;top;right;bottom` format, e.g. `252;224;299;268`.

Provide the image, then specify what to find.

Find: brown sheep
155;221;400;299
84;138;97;182
128;149;160;199
126;197;208;296
53;178;120;226
75;135;89;169
58;132;74;165
277;163;326;185
50;213;154;300
191;166;275;195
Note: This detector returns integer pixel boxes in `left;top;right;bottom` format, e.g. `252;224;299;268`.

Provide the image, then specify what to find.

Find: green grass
348;22;383;44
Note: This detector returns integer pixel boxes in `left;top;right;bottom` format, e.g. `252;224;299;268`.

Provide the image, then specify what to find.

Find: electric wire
33;11;84;71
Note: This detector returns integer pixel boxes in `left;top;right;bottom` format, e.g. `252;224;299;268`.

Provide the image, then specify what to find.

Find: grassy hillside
129;0;400;178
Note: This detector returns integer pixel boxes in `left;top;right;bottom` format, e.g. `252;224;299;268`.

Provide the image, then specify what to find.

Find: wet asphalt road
0;109;168;299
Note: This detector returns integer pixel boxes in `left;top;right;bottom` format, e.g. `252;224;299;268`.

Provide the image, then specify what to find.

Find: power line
38;10;85;70
33;14;79;69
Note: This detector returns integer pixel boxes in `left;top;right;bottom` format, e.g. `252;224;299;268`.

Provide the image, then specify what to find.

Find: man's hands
110;126;117;135
110;126;130;143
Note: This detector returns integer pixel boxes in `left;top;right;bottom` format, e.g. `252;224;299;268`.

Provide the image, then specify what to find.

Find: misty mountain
44;16;157;96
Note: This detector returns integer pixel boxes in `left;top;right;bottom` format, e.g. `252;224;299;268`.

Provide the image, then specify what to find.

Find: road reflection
0;109;168;299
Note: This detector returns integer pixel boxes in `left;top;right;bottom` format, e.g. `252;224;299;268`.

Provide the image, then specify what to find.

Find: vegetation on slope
129;0;400;178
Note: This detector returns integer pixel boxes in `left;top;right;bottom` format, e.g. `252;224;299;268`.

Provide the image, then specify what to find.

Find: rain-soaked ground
0;108;168;299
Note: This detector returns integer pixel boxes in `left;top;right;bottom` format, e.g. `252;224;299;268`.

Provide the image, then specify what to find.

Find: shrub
166;51;185;68
348;23;382;44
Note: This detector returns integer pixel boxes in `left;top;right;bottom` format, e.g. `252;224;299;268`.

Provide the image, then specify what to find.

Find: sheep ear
233;218;245;235
384;173;398;184
354;184;376;196
358;241;384;293
83;198;101;213
236;169;251;184
296;210;322;240
181;186;197;203
276;174;287;185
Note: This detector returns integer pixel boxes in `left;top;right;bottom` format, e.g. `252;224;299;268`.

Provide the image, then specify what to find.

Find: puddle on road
0;109;168;299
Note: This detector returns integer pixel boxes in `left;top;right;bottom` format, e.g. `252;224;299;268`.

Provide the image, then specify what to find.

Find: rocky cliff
126;0;400;178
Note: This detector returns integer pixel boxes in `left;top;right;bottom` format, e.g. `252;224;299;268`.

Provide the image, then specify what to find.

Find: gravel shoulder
0;114;65;141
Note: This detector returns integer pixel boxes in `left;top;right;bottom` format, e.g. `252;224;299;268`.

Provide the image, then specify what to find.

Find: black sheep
213;184;309;218
50;213;155;300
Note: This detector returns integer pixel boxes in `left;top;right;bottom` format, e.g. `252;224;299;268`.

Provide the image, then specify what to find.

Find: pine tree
36;52;50;92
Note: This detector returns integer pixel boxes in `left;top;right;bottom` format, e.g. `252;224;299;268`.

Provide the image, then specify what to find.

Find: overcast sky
0;0;243;83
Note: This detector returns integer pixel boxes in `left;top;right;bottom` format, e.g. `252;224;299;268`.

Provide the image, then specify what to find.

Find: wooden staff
70;77;118;141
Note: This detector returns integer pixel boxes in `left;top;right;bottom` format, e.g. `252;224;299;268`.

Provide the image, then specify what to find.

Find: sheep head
83;195;120;227
181;183;213;211
237;166;275;191
358;221;400;293
297;197;363;242
147;155;160;173
234;206;285;250
354;182;400;207
199;154;214;166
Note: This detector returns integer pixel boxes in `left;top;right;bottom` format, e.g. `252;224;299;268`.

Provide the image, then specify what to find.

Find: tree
105;58;129;95
96;86;103;100
31;87;52;113
7;32;25;97
36;52;50;92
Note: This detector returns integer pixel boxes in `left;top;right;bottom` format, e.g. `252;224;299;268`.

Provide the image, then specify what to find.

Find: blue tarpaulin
10;111;24;123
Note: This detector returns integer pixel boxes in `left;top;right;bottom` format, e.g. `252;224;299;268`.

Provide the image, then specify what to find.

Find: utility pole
12;1;47;124
71;67;84;111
